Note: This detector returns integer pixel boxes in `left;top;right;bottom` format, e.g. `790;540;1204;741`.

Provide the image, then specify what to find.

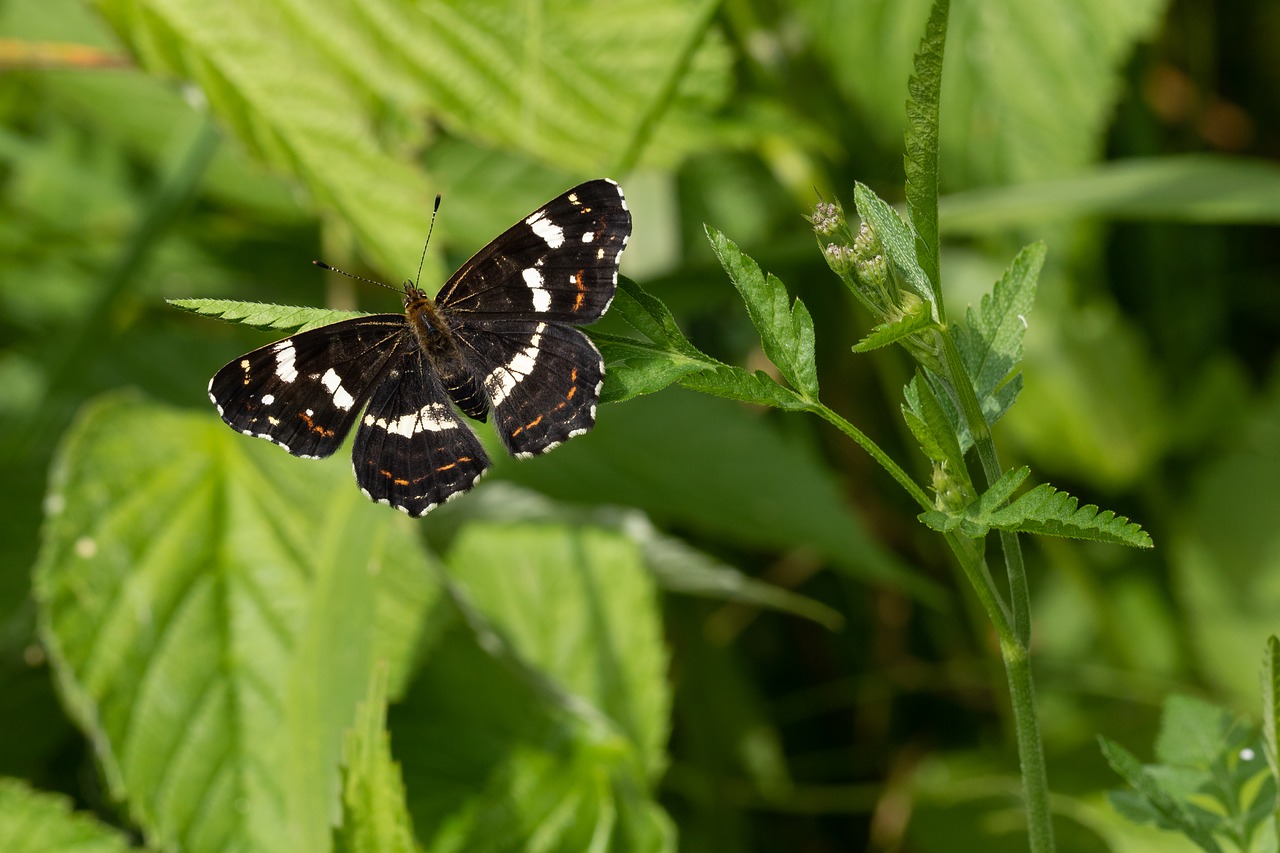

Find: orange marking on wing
436;461;456;471
566;386;577;400
299;412;335;437
572;270;585;311
379;469;410;486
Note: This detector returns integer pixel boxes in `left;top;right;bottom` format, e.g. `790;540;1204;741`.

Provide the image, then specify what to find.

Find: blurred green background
2;0;1280;849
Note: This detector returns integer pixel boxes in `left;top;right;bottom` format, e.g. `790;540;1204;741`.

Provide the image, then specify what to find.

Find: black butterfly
208;179;630;516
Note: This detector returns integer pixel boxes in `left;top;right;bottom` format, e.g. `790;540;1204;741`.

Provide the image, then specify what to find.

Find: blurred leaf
169;297;370;334
0;777;133;853
1102;695;1275;851
429;484;844;629
506;387;940;602
34;392;438;852
1174;377;1280;704
941;156;1280;233
393;521;673;852
903;0;947;293
95;0;732;275
337;664;419;853
705;227;820;400
1263;637;1280;787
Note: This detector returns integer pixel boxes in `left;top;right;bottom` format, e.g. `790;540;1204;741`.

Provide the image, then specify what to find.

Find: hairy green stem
809;402;932;511
935;331;1053;850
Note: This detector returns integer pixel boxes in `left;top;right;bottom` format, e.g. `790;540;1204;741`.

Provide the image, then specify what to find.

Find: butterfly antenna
311;260;401;292
415;193;443;288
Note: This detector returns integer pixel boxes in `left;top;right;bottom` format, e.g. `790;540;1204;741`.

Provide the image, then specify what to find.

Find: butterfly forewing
208;315;407;459
352;348;491;516
436;179;629;323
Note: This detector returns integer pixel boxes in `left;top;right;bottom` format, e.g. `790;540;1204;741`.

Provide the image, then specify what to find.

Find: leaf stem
809;403;932;511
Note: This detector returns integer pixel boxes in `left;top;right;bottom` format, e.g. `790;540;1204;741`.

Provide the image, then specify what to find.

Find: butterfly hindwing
454;319;605;458
352;347;491;516
435;179;629;324
208;315;407;459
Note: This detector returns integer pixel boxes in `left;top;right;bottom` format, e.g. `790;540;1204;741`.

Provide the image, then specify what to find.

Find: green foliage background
2;0;1279;849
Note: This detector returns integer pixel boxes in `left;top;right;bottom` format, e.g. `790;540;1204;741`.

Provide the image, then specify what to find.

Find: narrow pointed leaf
853;307;936;352
679;366;813;411
1263;637;1280;784
904;0;949;296
168;297;370;334
903;374;966;477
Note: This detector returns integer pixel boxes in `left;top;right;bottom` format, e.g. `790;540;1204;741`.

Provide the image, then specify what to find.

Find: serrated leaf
1099;737;1225;852
853;183;937;316
337;664;418;853
921;470;1152;548
0;778;134;853
169;297;370;334
904;0;948;296
35;392;439;853
853;307;936;352
952;242;1045;429
988;482;1153;547
705;227;820;400
679;365;813;411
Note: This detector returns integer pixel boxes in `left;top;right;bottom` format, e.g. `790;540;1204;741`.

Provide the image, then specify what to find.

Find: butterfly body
208;178;630;517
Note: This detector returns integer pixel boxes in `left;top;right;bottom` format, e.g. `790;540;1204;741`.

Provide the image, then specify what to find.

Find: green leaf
940;154;1280;233
1263;637;1280;787
0;778;134;853
903;0;948;295
1099;737;1225;852
393;522;674;852
337;664;418;853
988;481;1153;547
852;183;937;316
98;0;731;272
951;242;1045;431
920;467;1153;548
429;484;844;630
35;392;439;852
852;306;936;353
902;373;966;480
593;278;817;413
168;297;370;334
704;226;820;401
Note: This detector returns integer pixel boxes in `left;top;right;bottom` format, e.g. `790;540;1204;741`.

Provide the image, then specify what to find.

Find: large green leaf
34;393;438;852
96;0;731;274
393;521;673;852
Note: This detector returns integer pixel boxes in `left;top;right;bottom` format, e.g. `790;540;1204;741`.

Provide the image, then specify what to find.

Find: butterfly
208;178;630;516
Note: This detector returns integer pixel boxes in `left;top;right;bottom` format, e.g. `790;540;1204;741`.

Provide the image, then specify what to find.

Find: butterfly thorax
403;283;490;422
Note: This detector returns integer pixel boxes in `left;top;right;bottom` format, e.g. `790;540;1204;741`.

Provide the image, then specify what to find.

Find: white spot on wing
582;231;595;243
526;210;565;248
484;323;545;407
366;402;458;437
261;393;275;405
523;267;551;313
273;341;298;383
321;368;355;411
